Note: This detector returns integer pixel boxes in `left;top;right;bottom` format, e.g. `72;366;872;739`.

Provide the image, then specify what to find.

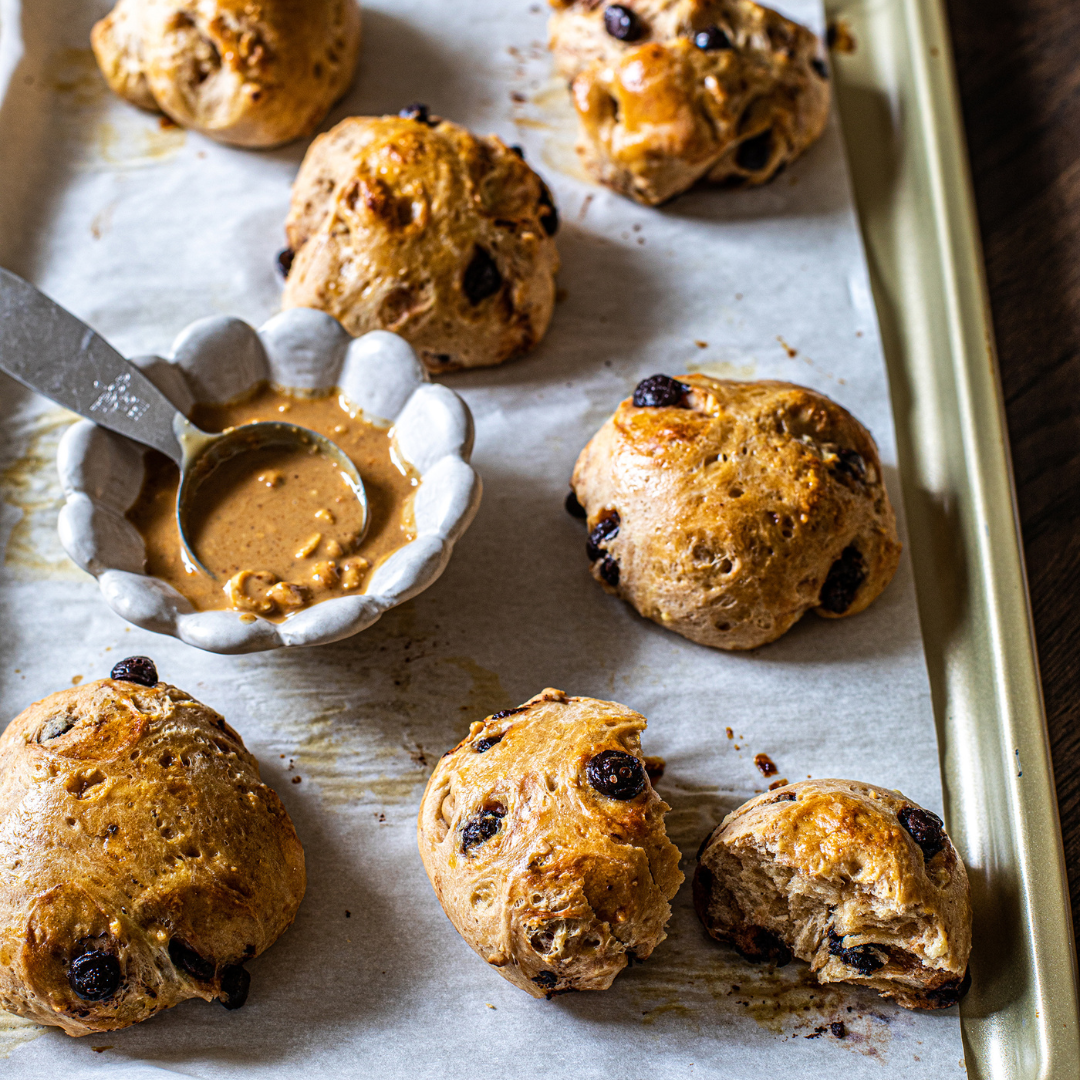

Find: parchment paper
0;0;967;1075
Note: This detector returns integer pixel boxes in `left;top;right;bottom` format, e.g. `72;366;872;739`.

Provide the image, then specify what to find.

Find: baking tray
826;0;1080;1076
0;0;1073;1076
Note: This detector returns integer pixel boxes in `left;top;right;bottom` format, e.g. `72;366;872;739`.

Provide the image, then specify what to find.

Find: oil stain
0;1010;46;1058
93;120;186;169
629;922;895;1062
686;359;757;380
283;648;511;810
45;47;108;107
0;407;84;580
514;77;591;184
440;656;513;724
46;47;186;170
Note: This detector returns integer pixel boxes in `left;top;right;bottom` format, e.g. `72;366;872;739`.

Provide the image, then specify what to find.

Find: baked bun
91;0;361;148
548;0;830;205
417;689;682;998
569;374;902;650
693;779;972;1010
281;109;560;373
0;658;306;1036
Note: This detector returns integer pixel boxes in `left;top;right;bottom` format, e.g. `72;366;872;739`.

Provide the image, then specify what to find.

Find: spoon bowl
174;417;368;579
0;268;369;584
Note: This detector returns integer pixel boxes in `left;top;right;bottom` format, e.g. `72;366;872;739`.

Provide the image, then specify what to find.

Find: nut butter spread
128;385;417;619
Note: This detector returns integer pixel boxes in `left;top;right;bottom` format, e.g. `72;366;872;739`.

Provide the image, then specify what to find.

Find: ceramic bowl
55;309;482;654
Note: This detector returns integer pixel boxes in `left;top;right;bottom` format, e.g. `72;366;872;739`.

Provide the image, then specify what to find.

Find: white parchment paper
0;0;967;1075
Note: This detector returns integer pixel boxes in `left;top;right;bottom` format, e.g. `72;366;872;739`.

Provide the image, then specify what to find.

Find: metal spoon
0;267;368;579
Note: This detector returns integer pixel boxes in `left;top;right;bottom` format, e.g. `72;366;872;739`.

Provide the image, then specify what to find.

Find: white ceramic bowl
56;309;482;654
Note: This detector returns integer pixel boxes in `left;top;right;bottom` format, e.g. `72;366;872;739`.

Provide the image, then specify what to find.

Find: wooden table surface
944;0;1080;940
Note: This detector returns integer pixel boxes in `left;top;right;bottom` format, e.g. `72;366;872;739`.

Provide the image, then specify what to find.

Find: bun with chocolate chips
281;108;560;373
548;0;830;205
0;658;305;1036
417;689;682;998
569;374;902;650
693;779;972;1009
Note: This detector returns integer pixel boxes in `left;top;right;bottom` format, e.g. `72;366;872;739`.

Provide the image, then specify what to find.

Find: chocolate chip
491;707;524;720
811;57;829;79
694;26;732;50
598;556;620;586
219;964;250;1010
462;807;505;852
276;248;294;279
818;546;866;613
474;735;503;752
538;182;559;236
736;130;773;172
510;144;525;158
586;513;620;561
565;490;587;519
532;971;557;988
399;102;435;125
733;926;793;966
924;966;971;1007
110;656;157;687
830;1021;846;1038
38;715;76;742
828;930;886;974
898;805;947;861
632;374;688;408
169;937;215;982
68;950;121;1001
586;749;646;800
462;246;503;304
832;448;866;482
603;4;644;41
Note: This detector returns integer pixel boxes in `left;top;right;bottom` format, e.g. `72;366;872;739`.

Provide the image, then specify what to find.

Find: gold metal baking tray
828;0;1080;1075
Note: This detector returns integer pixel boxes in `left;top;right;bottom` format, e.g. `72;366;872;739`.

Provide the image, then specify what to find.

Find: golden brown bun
91;0;361;148
569;375;902;650
0;675;305;1036
548;0;830;205
693;779;972;1010
417;689;682;998
282;113;560;372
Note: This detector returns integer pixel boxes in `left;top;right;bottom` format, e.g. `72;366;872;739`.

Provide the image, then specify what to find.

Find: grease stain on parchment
283;643;511;809
0;1010;46;1058
630;921;895;1061
685;359;758;381
0;408;83;580
510;73;591;184
46;47;186;170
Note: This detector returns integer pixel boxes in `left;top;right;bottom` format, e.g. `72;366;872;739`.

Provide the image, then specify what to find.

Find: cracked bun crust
0;672;306;1036
548;0;830;205
281;113;561;373
417;689;683;999
91;0;361;148
569;374;902;650
693;779;972;1010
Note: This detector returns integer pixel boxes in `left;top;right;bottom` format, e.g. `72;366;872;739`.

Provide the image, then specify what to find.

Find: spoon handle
0;268;185;464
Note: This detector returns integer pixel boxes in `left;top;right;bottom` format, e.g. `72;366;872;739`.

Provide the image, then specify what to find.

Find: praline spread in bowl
56;309;481;653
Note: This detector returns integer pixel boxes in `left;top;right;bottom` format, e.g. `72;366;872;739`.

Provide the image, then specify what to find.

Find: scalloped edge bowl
56;309;482;654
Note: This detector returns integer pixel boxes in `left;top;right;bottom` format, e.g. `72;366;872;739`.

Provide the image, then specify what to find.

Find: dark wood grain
945;0;1080;939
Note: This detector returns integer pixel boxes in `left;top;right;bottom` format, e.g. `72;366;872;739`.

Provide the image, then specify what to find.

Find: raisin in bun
0;659;306;1036
281;109;560;373
91;0;361;148
569;374;902;650
417;689;682;998
548;0;830;205
693;779;971;1010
